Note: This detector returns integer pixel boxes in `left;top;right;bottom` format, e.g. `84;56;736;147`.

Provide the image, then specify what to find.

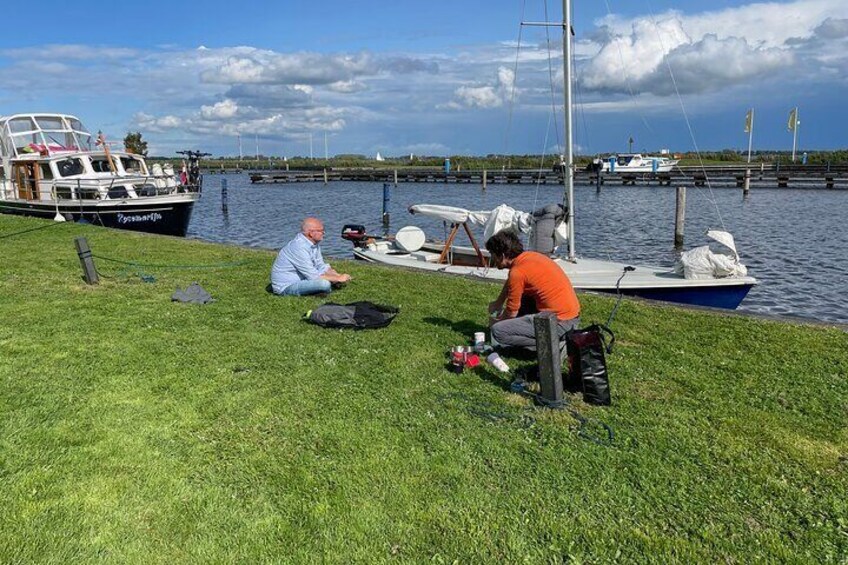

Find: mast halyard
562;0;576;261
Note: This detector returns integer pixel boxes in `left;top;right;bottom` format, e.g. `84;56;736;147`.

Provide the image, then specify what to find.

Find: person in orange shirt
486;230;580;351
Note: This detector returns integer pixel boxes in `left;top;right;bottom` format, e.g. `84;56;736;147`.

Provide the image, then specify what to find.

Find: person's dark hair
485;230;524;260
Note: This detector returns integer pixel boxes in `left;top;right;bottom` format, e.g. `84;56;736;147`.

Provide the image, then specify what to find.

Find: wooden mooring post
221;178;229;214
482;169;487;190
743;168;751;195
382;182;391;234
674;186;686;249
323;168;328;185
393;169;398;187
534;312;564;407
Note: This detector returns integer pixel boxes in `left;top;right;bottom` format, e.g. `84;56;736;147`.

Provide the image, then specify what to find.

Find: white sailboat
341;1;757;309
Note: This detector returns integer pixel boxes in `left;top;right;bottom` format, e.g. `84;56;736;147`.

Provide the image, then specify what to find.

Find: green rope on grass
0;221;67;240
91;254;249;270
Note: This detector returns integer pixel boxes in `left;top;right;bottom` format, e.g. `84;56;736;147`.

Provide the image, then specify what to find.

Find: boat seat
395;226;425;253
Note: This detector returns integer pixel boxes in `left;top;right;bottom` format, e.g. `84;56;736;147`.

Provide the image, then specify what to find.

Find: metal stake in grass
74;236;99;285
534;312;564;407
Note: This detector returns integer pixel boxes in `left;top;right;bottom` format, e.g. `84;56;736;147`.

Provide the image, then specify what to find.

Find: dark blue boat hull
603;283;755;310
0;199;195;237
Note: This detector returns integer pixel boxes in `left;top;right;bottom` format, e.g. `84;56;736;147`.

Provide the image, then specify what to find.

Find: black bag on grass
566;324;614;406
306;301;399;329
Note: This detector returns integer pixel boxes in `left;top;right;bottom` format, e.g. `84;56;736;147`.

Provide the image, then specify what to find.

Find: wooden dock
247;164;848;190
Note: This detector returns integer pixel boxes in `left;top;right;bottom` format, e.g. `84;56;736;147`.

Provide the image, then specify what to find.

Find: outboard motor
531;204;566;254
341;224;370;247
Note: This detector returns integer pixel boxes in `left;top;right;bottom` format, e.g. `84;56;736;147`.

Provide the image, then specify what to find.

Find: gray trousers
491;314;580;351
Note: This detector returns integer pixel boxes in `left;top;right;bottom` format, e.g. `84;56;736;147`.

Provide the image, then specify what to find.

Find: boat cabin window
78;187;100;200
90;157;118;173
41;130;79;152
66;118;92;149
8;117;36;134
107;186;129;199
55;185;73;199
12;133;42;155
36;117;64;131
56;158;84;177
39;163;54;180
120;156;145;174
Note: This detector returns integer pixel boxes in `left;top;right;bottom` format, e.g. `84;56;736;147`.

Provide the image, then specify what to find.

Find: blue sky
2;0;846;157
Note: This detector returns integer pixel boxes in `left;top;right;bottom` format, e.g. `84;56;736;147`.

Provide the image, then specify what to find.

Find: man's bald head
301;217;325;243
301;217;322;233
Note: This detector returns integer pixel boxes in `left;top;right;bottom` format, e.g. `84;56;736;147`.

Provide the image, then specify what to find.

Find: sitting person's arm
321;270;351;283
318;262;351;283
492;273;525;322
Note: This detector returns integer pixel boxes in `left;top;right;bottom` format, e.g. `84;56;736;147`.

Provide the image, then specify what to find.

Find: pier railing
245;165;848;190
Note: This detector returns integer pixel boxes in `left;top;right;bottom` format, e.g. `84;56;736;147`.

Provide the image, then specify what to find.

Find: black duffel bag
306;301;399;330
566;324;614;406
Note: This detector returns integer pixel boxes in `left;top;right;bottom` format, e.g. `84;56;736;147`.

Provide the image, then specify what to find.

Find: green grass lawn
1;215;846;563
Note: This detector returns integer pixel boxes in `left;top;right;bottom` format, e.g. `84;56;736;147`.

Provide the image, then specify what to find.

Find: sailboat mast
791;107;799;162
746;108;754;164
562;0;575;261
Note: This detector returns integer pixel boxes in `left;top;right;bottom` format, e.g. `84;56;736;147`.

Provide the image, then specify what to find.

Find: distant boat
589;153;679;174
0;113;201;236
375;152;385;161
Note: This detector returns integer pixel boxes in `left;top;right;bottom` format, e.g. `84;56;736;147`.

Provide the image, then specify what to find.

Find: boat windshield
0;114;93;157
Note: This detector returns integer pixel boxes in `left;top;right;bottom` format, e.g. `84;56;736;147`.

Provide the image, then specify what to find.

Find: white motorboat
589;153;679;174
0;113;202;236
341;1;756;310
342;203;756;309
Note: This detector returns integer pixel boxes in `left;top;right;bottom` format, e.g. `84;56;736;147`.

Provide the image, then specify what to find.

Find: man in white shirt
270;217;351;296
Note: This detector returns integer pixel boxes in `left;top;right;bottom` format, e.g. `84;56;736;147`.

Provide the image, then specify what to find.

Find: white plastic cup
487;352;510;373
474;331;485;352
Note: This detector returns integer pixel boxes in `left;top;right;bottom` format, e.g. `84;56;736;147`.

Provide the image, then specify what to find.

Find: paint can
450;345;466;373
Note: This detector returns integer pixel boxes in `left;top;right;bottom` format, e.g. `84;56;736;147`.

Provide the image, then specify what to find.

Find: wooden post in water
393;169;398;187
323;168;328;185
221;178;229;214
382;183;391;234
674;186;686;249
482;169;487;190
74;237;99;285
534;312;564;407
743;168;751;195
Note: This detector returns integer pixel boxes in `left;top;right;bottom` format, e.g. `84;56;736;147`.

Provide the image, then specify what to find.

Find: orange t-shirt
504;251;580;320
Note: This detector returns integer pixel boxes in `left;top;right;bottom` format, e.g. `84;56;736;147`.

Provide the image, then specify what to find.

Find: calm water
189;174;848;325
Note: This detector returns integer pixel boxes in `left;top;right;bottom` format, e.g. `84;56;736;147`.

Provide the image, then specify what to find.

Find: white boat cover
675;230;748;279
408;203;532;241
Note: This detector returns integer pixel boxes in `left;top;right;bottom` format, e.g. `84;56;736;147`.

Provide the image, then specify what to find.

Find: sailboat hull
351;241;757;311
613;283;754;310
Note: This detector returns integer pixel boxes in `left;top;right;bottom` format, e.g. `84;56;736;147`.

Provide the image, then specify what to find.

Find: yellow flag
787;108;797;132
744;109;753;133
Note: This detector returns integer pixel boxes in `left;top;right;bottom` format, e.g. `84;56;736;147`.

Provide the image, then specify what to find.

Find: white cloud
200;99;240;119
446;65;516;109
327;80;367;93
580;1;847;96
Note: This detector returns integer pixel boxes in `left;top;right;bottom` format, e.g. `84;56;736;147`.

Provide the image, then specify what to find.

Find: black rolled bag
565;324;614;406
306;301;399;330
